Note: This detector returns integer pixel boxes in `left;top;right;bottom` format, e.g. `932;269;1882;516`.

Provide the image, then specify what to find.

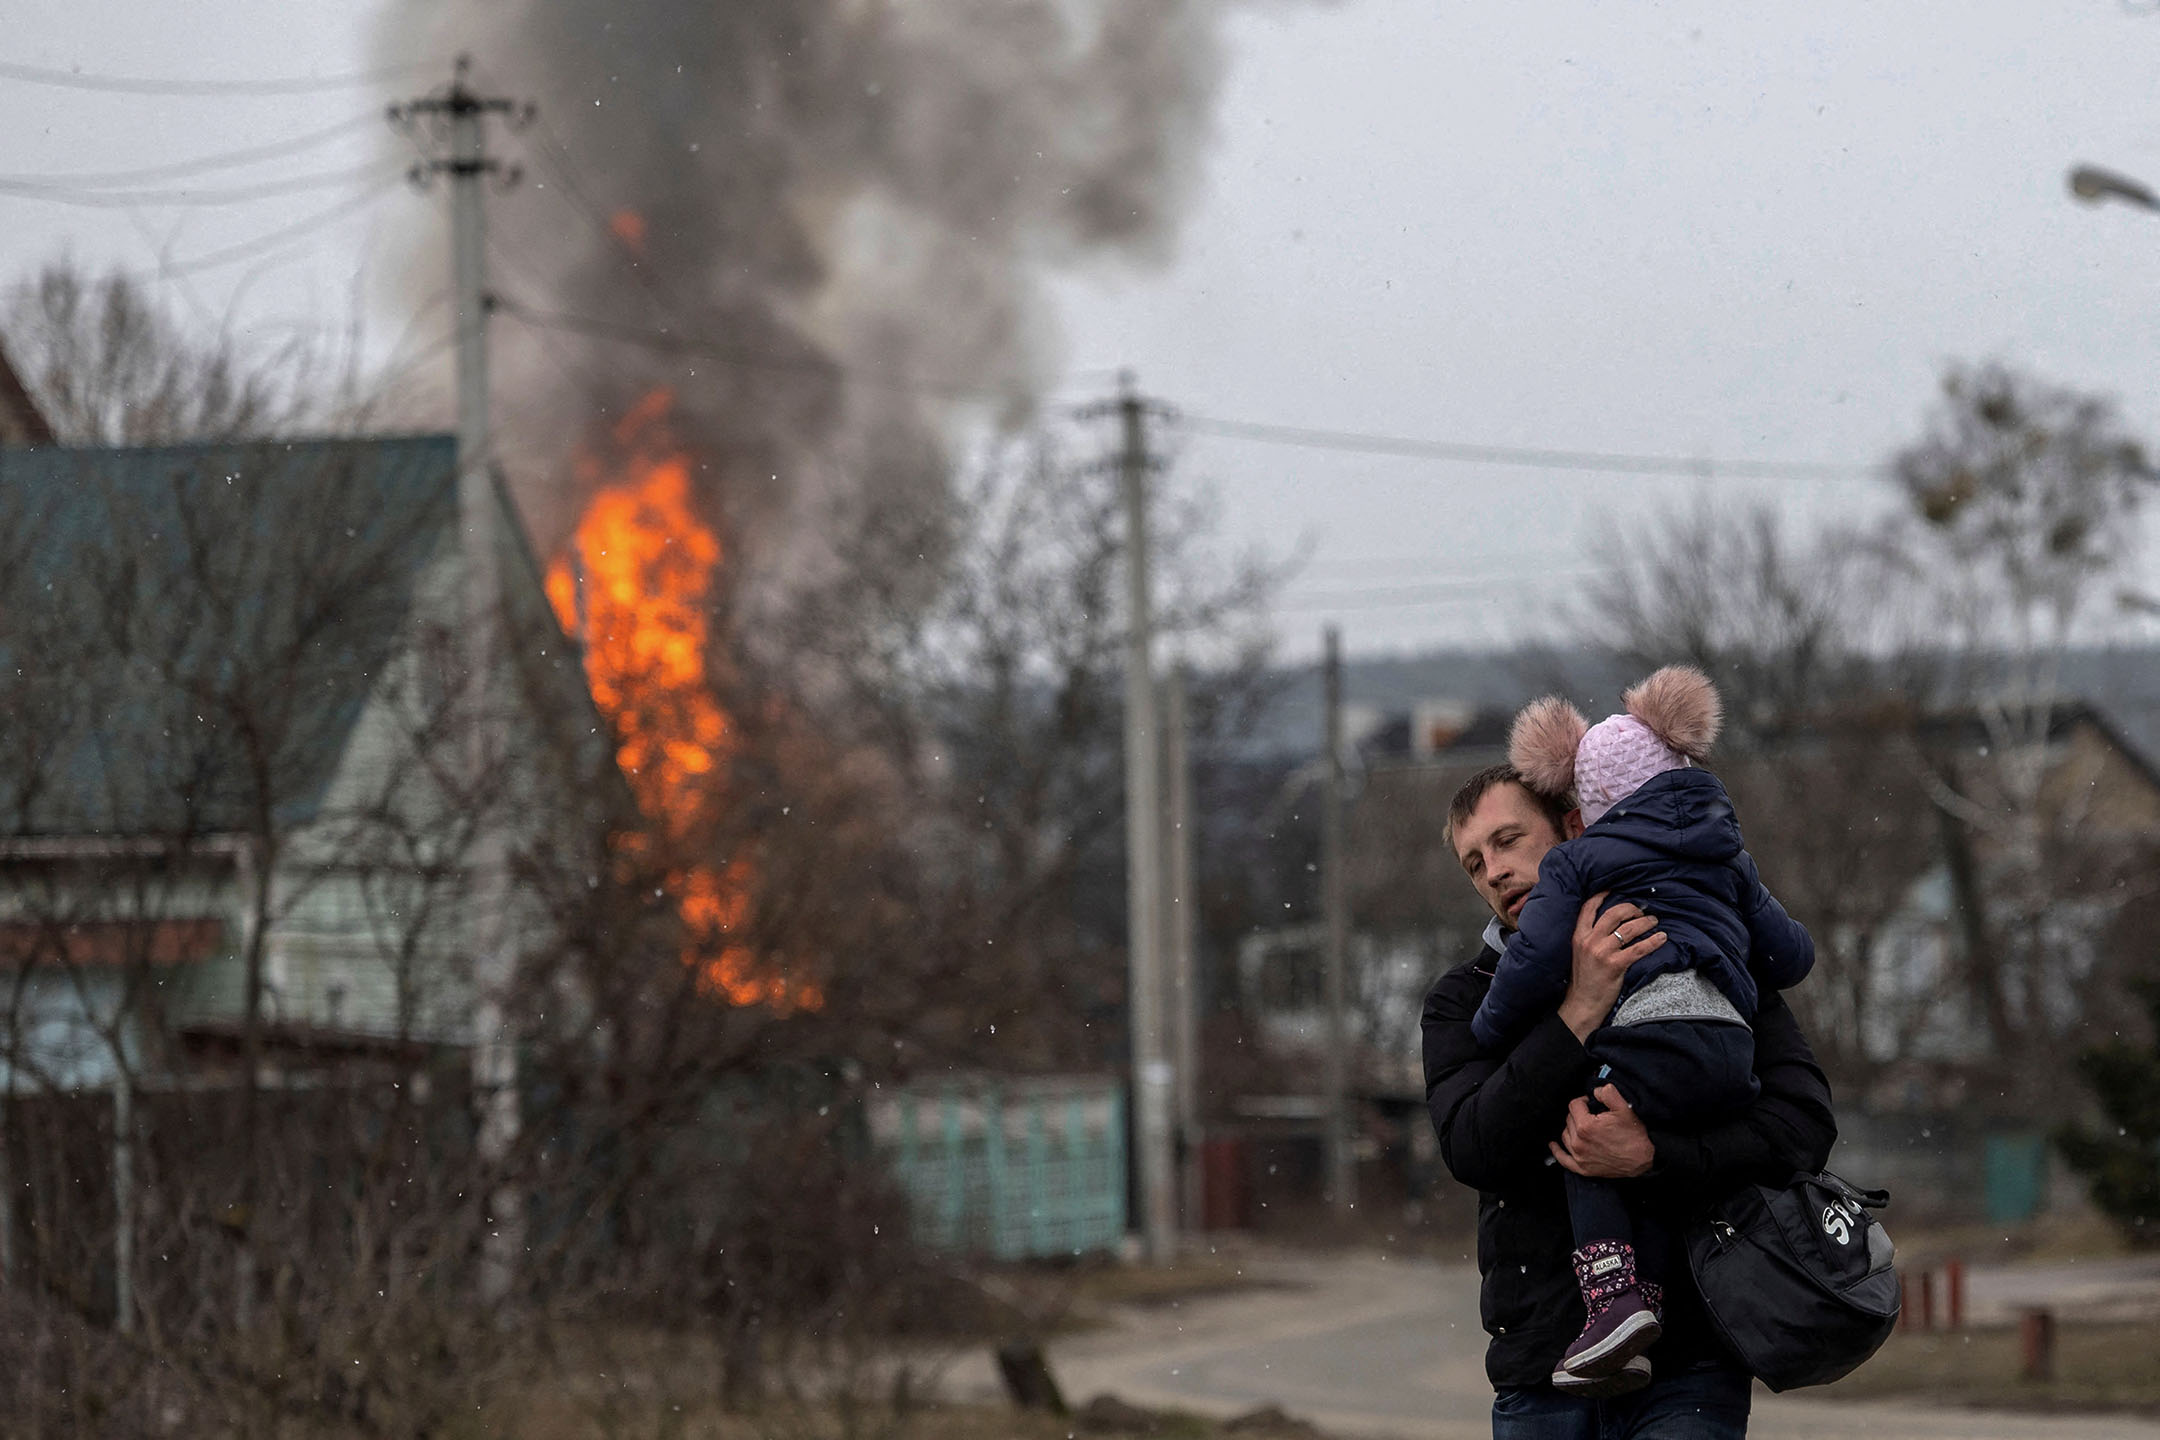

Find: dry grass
451;1318;1278;1440
478;1396;1246;1440
1820;1320;2160;1416
280;1254;1295;1440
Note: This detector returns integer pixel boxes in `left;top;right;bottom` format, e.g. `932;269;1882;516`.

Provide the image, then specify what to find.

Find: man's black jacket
1422;940;1836;1389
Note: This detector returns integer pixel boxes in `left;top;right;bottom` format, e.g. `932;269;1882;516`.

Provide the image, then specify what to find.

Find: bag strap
1815;1169;1890;1209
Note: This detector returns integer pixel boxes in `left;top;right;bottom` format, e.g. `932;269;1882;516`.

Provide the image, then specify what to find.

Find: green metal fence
868;1075;1125;1261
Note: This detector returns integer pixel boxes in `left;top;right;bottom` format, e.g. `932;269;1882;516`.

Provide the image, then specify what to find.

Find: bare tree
2;264;332;445
1561;502;1936;1084
1883;363;2156;1088
1567;501;1885;741
782;428;1285;1071
1566;365;2159;1098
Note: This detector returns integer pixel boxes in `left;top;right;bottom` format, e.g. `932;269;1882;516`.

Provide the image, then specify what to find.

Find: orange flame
546;392;725;831
609;208;648;255
547;390;819;1010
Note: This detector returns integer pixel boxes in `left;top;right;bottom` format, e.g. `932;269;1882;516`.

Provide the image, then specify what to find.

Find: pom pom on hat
1508;695;1588;800
1622;665;1722;762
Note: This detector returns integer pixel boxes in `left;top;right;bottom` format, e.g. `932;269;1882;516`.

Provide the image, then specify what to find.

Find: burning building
377;0;1268;1016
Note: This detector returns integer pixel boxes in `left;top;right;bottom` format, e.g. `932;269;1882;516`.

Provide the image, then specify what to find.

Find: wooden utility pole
392;57;529;1306
112;1064;133;1333
1321;625;1356;1217
1115;373;1175;1264
1163;664;1202;1233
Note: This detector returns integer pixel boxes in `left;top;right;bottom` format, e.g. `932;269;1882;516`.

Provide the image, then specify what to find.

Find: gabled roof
0;435;460;838
1914;697;2160;809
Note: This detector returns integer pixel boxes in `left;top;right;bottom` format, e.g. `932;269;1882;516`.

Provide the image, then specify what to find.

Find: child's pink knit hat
1507;666;1724;827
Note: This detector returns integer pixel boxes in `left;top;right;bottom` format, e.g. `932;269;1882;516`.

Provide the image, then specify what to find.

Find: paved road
944;1248;2160;1440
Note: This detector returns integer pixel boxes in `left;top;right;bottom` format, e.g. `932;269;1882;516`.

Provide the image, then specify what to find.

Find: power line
524;116;686;324
1178;412;1878;483
0;178;404;294
1281;566;1609;612
480;237;647;410
1281;590;1534;613
476;280;1889;491
1281;540;1855;611
1300;552;1544;578
358;326;461;407
0;57;428;97
514;124;1094;409
486;223;779;435
0;114;374;190
493;295;1029;403
505;118;1109;411
502;289;1851;493
371;285;453;365
483;237;667;411
155;180;404;278
519;121;1112;427
0;162;398;209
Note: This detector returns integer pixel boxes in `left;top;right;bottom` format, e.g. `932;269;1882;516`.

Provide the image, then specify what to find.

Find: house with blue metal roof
0;433;615;1092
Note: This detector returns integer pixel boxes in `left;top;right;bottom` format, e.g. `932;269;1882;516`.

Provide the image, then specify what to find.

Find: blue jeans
1491;1362;1752;1439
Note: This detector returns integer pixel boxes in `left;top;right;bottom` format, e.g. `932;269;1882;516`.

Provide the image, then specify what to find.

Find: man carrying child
1421;683;1837;1439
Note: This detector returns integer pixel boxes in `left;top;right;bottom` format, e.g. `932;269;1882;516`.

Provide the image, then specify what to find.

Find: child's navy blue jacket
1469;767;1815;1051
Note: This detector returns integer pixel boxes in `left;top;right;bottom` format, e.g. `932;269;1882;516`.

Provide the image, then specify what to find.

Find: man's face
1452;783;1576;928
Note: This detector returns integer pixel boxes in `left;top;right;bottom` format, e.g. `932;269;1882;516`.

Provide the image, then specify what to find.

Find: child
1471;666;1815;1395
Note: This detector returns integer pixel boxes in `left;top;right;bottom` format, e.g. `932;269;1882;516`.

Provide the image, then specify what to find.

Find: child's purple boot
1554;1240;1662;1382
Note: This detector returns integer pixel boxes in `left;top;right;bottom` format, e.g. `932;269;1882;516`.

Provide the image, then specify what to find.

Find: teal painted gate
868;1075;1126;1260
1985;1131;2049;1225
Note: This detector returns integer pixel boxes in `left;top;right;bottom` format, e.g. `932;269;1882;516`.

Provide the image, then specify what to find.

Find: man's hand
1550;1084;1655;1178
1557;891;1665;1041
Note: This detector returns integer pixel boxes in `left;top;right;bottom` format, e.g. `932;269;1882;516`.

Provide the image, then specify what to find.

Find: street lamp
2067;162;2160;623
2069;163;2160;212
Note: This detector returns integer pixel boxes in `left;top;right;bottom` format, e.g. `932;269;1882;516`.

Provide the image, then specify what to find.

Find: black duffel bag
1685;1169;1900;1391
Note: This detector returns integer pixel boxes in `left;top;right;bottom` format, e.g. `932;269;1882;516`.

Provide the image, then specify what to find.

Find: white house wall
259;870;471;1045
289;507;612;1051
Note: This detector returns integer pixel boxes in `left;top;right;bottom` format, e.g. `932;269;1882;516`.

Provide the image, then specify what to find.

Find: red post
1896;1270;1910;1331
2019;1307;2055;1382
1916;1267;1935;1331
1944;1258;1965;1331
1200;1137;1252;1231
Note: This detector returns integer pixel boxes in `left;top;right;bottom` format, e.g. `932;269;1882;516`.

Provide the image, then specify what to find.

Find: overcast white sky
7;1;2160;660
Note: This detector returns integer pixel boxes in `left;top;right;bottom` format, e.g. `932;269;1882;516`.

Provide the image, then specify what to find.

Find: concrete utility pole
1163;664;1203;1233
392;57;529;1306
1116;373;1176;1264
1321;625;1356;1218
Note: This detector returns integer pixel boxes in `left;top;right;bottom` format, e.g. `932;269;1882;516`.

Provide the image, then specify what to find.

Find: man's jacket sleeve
1469;850;1584;1050
1638;989;1835;1200
1735;850;1816;992
1425;964;1595;1192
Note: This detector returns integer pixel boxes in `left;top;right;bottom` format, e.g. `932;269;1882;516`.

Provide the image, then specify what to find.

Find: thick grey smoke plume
378;0;1242;573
